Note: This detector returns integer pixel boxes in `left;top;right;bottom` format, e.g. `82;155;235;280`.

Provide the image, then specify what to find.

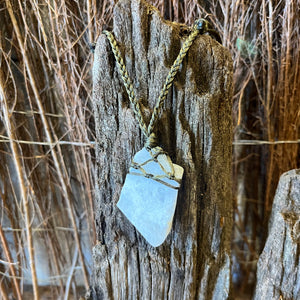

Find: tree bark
254;169;300;300
90;0;233;299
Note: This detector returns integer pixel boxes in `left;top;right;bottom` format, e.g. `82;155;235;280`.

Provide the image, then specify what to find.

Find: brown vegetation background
0;0;299;299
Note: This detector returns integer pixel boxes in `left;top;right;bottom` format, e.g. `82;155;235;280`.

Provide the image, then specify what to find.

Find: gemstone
117;147;184;247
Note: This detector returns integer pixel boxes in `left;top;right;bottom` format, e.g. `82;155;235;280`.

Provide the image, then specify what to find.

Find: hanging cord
103;19;214;148
102;30;149;138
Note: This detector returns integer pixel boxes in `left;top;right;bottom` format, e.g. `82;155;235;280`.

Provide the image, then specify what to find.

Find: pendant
117;147;184;247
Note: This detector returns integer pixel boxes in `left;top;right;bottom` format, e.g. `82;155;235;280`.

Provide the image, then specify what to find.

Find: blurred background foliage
0;0;299;299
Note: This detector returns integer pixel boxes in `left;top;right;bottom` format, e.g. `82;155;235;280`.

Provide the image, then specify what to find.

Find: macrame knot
145;133;158;150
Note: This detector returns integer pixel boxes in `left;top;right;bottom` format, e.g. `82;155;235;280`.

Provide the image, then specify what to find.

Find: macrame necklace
103;19;214;247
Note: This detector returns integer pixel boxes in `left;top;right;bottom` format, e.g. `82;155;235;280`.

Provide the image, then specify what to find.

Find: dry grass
0;0;299;299
0;0;112;298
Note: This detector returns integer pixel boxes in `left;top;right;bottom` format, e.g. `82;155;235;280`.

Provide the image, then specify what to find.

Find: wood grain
254;169;300;300
90;0;233;298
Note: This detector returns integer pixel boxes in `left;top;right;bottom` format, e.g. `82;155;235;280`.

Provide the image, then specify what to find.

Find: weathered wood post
254;169;300;299
90;0;233;298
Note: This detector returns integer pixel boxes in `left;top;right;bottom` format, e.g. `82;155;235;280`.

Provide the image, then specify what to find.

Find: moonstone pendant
117;147;184;247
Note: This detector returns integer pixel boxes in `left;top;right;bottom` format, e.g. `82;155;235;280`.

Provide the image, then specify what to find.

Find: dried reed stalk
263;0;300;213
0;224;21;300
0;62;36;298
0;283;9;300
0;0;108;297
6;0;89;289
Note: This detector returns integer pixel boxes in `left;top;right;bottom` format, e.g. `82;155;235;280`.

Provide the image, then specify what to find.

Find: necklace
103;19;215;247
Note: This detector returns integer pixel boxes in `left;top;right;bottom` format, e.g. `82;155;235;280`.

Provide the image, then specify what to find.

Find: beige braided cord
147;24;201;135
103;30;148;138
103;19;206;147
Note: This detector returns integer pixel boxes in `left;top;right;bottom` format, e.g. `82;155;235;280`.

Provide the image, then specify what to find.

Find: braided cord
103;20;204;145
103;30;148;137
147;25;200;135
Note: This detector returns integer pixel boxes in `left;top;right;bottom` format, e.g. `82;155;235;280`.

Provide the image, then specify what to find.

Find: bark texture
254;169;300;300
91;0;233;299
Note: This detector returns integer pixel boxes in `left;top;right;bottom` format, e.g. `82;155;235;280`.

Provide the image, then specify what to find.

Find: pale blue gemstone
117;147;183;247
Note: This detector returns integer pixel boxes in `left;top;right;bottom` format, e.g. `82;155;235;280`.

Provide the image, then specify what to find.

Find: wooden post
90;0;233;298
254;169;300;300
